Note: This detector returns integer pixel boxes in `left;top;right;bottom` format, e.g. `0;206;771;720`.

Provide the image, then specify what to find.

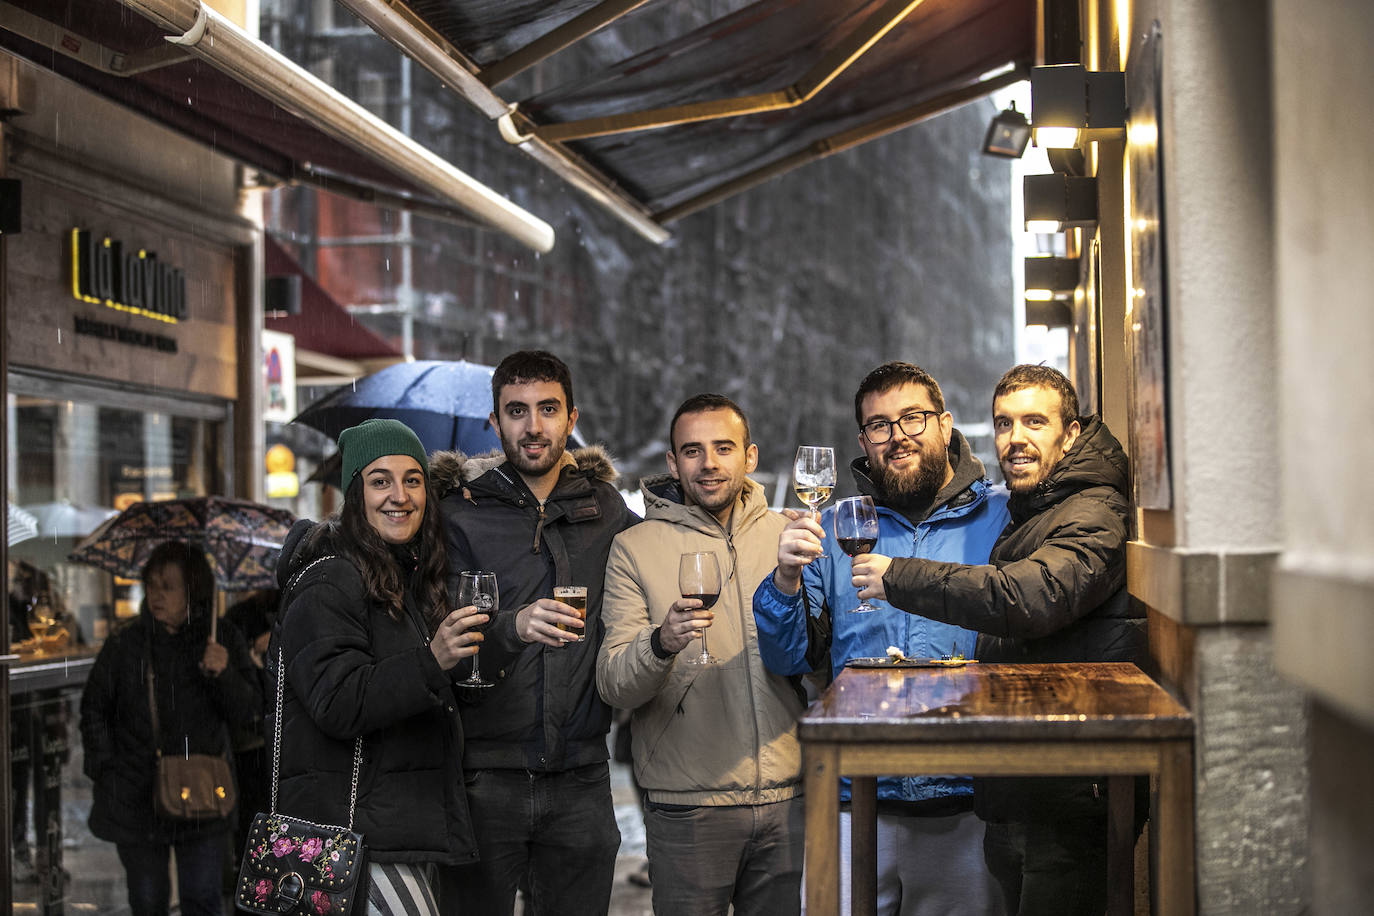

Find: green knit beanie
338;419;428;487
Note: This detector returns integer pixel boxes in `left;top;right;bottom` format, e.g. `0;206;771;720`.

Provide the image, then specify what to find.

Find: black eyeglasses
860;410;940;444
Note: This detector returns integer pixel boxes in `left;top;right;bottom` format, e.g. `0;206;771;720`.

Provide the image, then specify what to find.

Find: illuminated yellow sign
70;228;187;324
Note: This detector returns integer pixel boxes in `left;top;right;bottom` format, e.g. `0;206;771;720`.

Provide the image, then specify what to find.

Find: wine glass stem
700;630;709;660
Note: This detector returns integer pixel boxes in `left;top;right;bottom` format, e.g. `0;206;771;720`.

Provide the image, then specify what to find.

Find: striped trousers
367;862;439;916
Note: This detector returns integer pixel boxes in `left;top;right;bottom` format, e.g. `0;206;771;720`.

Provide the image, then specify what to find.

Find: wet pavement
10;752;653;916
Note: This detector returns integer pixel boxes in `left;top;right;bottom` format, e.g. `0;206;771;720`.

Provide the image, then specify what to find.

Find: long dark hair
141;540;216;635
306;473;449;627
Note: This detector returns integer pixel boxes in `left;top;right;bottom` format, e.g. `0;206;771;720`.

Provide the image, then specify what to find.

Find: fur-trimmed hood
429;444;620;498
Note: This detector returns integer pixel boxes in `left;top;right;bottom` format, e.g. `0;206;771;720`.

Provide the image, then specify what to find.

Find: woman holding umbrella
272;419;484;915
79;540;260;916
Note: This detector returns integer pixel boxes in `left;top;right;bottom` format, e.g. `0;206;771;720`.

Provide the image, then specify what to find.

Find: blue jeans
116;831;226;916
645;798;804;916
437;763;620;916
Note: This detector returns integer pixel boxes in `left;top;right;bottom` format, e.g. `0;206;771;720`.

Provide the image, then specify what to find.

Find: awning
0;0;555;252
263;237;404;371
333;0;1035;243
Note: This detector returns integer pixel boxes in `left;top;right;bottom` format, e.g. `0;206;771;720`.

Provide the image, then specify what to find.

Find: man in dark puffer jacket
433;351;636;916
852;364;1146;916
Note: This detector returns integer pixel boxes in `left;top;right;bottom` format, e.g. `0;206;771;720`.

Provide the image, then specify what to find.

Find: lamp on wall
265;275;302;317
1024;256;1080;300
1030;64;1125;150
1025;299;1073;328
982;103;1031;158
1023;174;1097;232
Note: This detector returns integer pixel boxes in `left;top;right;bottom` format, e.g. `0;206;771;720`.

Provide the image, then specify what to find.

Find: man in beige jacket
598;394;805;916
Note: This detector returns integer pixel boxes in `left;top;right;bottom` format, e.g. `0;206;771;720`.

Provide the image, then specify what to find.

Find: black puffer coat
434;446;636;773
270;523;478;865
883;416;1146;819
81;608;259;845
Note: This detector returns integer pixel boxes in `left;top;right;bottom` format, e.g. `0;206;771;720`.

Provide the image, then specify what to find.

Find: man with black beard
851;365;1145;916
753;362;1010;916
434;350;636;915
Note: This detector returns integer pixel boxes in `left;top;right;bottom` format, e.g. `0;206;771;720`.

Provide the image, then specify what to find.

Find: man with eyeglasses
849;364;1145;916
753;361;1010;916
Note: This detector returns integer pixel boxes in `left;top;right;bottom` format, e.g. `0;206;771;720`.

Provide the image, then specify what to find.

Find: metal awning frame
338;0;1029;243
18;0;558;252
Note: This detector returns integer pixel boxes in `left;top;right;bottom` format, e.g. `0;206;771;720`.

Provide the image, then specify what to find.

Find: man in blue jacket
753;361;1009;916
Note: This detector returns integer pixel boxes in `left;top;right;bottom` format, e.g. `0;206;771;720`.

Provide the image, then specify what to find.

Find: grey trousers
645;797;804;916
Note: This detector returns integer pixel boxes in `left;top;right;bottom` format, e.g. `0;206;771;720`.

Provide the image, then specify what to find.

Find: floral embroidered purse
236;556;367;916
235;807;365;916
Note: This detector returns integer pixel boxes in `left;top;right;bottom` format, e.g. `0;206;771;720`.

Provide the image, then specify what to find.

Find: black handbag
236;556;368;916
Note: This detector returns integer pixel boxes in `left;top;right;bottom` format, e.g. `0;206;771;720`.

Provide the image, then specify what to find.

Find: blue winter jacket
752;433;1009;804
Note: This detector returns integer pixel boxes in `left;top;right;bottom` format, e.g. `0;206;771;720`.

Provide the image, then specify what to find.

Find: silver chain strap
270;555;362;830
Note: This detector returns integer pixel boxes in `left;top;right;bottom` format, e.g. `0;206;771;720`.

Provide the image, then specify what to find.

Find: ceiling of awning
339;0;1035;238
0;0;554;251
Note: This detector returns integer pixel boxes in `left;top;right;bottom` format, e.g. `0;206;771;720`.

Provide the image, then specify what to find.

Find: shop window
7;376;228;652
6;374;230;914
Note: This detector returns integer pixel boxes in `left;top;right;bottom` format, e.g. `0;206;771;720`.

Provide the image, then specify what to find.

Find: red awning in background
264;237;402;362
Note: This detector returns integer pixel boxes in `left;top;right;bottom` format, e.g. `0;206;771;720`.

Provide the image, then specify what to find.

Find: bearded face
870;433;949;510
857;382;953;512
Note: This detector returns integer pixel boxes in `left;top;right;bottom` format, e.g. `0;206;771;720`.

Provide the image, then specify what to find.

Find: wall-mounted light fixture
1025;299;1073;328
982;102;1031;158
265;275;302;317
1023;174;1097;232
1024;256;1079;301
1030;64;1125;150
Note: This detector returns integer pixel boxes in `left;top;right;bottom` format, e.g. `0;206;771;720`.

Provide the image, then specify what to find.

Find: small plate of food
845;646;977;668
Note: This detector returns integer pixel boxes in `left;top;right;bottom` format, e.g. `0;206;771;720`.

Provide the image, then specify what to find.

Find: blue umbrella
292;360;503;455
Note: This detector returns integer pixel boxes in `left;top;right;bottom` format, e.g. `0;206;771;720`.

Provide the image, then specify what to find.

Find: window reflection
7;385;225;913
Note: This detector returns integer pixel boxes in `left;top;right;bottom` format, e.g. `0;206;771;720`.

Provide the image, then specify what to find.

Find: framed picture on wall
1126;21;1173;509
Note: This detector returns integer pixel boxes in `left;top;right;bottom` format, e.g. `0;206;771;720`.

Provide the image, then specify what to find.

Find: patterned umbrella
67;496;295;591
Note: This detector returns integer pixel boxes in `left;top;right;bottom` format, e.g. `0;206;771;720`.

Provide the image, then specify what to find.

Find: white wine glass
834;496;881;613
678;552;722;666
456;571;497;688
793;446;836;521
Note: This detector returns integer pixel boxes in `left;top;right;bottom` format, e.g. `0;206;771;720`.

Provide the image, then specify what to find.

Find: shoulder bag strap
270;554;362;830
144;636;163;760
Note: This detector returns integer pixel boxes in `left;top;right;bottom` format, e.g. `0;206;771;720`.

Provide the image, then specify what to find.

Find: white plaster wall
1272;0;1374;573
1147;0;1280;550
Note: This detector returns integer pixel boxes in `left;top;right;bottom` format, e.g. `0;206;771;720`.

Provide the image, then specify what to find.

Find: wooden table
799;662;1194;916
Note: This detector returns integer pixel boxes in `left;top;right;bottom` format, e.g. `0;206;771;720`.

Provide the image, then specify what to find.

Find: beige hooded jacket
597;474;803;806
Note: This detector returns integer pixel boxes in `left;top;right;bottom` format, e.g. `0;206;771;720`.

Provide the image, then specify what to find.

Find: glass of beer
553;586;587;641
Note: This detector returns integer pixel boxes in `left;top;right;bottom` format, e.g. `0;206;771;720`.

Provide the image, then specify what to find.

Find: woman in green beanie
272;418;486;916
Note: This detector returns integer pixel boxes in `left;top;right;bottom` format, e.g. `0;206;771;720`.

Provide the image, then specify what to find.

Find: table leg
850;776;877;916
1155;740;1196;916
1106;774;1134;916
804;744;841;916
